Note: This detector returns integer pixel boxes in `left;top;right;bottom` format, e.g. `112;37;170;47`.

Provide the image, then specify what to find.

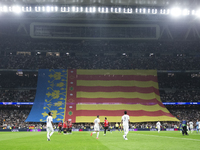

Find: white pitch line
134;133;200;142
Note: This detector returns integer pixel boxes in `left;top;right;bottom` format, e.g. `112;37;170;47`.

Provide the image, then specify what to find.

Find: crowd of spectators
158;75;200;89
0;90;35;102
169;109;200;122
0;74;37;88
1;108;199;130
1;55;200;70
160;90;200;102
1;37;200;53
0;109;30;129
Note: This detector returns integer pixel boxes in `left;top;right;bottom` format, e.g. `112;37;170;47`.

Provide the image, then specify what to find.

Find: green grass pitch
0;131;199;150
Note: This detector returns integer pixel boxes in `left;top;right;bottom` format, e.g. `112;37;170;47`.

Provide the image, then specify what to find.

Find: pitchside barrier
0;128;187;132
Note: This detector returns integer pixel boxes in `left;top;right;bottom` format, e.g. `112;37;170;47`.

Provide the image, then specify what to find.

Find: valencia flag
65;70;179;123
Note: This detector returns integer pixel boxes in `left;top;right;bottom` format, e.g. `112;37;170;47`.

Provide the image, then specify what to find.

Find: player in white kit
121;111;130;140
90;115;100;139
156;121;161;133
188;120;193;133
46;112;54;141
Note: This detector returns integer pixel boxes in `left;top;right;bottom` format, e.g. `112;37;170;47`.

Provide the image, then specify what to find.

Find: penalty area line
134;133;200;142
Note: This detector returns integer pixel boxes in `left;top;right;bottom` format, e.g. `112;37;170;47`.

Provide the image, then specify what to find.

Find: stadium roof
1;0;200;7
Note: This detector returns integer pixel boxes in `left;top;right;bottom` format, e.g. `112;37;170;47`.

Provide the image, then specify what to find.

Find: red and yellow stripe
65;69;179;123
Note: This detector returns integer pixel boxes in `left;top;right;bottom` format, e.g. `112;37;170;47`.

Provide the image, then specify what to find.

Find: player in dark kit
181;119;189;136
68;121;72;134
103;117;109;135
63;120;67;135
58;121;63;134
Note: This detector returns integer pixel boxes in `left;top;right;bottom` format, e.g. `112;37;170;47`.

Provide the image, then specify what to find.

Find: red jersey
68;123;72;128
104;120;109;127
63;122;67;128
58;122;63;127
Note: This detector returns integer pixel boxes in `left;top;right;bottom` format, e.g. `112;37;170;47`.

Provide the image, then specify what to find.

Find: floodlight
102;7;104;13
106;7;108;13
119;7;121;13
182;9;189;16
89;7;92;13
72;6;75;12
191;10;195;15
46;6;50;12
9;6;12;12
55;6;58;12
143;8;146;13
51;6;54;12
111;7;113;12
196;10;200;17
129;8;132;13
171;7;181;17
93;7;96;12
148;8;150;13
3;6;8;12
115;8;117;13
42;6;45;12
135;8;138;13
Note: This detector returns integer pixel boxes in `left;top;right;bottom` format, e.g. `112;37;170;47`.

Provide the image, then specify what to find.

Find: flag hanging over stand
65;69;179;123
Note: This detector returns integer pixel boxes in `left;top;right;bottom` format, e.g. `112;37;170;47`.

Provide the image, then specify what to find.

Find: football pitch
0;131;199;150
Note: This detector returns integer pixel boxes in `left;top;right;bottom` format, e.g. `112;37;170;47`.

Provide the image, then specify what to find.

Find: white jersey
121;114;130;126
94;118;100;127
46;116;53;127
156;122;161;127
189;122;193;127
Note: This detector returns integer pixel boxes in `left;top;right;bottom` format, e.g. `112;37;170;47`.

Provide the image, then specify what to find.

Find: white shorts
190;126;193;129
157;127;160;130
94;126;99;131
47;126;54;132
123;124;129;134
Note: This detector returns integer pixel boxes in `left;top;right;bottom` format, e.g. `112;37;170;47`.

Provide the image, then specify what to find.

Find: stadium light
171;7;181;17
191;10;195;15
72;6;75;12
93;7;96;12
12;6;22;13
148;8;150;13
139;8;142;13
55;6;58;12
119;7;121;13
106;7;108;13
46;6;50;12
135;8;138;13
143;8;146;13
111;7;113;13
182;9;190;16
102;7;104;13
196;10;200;17
9;6;12;12
3;6;8;12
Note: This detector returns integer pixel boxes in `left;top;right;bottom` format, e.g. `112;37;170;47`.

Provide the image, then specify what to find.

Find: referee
181;119;188;136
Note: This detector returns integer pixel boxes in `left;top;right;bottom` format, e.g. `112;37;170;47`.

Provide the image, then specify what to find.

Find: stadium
0;0;200;149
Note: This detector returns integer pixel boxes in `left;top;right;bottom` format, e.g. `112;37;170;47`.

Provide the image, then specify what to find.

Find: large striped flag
65;69;179;123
